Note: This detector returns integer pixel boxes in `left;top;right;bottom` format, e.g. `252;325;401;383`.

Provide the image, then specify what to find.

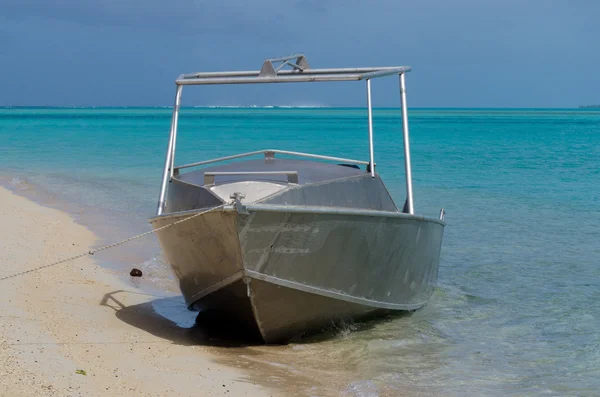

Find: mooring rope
0;205;225;281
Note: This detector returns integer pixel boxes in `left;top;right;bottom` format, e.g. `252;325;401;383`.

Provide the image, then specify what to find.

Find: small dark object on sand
130;268;143;277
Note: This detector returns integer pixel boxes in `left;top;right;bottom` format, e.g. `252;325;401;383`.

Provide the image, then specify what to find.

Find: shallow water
1;107;599;396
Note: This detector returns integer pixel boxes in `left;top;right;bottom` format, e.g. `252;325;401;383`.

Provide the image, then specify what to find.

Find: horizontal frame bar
272;150;370;165
177;150;267;169
361;68;409;80
175;149;369;171
179;66;411;80
177;74;362;85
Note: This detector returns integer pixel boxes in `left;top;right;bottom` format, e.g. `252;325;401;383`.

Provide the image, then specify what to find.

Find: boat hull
192;276;390;343
150;207;444;343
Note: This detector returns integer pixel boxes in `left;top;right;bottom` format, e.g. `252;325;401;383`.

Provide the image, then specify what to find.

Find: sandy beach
0;186;277;397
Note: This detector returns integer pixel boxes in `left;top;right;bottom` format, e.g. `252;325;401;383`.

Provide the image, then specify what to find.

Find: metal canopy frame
177;54;411;85
156;54;415;216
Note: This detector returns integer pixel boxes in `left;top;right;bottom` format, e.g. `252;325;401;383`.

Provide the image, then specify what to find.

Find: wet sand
0;186;277;397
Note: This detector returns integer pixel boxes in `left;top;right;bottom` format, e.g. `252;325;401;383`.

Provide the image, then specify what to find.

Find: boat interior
165;149;403;214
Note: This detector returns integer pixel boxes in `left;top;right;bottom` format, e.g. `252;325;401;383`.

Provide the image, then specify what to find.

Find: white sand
0;186;276;397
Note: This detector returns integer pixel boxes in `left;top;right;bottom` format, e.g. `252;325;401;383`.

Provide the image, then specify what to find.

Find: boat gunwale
148;203;446;226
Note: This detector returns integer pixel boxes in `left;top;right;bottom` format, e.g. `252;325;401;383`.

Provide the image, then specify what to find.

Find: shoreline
0;172;176;297
0;186;278;396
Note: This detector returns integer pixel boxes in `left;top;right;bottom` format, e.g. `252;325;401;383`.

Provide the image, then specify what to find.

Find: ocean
1;107;599;396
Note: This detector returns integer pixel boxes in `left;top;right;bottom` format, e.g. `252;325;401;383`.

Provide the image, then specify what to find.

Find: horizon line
1;105;596;110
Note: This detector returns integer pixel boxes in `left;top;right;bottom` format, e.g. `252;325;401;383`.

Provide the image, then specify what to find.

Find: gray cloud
2;0;297;35
0;0;345;38
1;0;599;107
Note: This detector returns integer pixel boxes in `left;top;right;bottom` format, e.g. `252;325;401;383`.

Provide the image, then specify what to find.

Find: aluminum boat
149;54;446;343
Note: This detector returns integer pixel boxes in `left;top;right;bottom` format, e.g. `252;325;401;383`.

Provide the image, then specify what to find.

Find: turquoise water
1;107;599;395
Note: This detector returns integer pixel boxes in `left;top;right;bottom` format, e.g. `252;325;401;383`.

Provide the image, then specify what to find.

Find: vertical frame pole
156;85;183;216
366;79;375;177
399;73;414;214
169;87;183;178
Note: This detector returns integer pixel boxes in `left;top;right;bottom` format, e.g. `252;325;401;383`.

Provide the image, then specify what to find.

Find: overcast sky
1;0;598;107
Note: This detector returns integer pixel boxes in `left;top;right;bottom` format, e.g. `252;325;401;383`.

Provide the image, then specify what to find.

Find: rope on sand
0;205;225;281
